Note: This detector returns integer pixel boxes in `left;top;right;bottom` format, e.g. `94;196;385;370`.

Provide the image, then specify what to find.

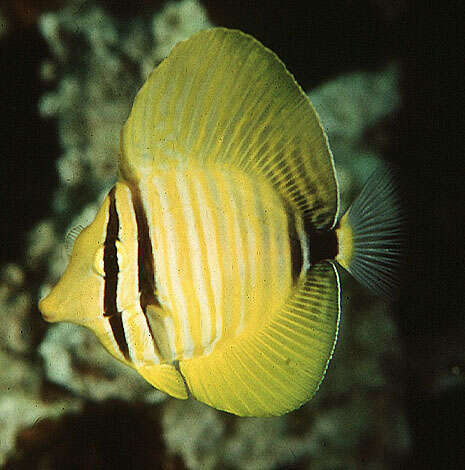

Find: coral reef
0;264;81;467
310;65;400;211
0;0;408;467
39;323;164;403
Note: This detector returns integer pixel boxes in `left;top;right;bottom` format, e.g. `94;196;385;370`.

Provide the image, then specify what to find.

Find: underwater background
0;0;463;468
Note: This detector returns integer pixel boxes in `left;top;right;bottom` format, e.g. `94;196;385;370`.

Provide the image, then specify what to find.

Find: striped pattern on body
101;183;161;366
137;166;296;362
38;28;347;415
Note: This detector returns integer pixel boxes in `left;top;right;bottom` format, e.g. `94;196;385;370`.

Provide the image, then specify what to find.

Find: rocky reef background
1;0;463;468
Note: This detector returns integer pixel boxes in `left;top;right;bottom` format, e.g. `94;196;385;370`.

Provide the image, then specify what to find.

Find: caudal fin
335;167;404;298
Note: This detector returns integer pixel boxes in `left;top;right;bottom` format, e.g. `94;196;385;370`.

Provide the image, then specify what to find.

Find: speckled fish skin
39;28;402;417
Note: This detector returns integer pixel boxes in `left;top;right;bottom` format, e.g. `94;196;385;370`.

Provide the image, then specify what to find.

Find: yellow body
39;28;344;416
139;166;292;361
335;213;353;270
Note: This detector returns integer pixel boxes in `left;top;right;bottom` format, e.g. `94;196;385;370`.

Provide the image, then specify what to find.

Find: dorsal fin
120;27;338;229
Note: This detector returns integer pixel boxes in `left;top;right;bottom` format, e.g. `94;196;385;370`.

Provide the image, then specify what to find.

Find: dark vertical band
130;186;158;312
129;185;163;358
287;210;304;283
103;186;130;359
304;217;338;266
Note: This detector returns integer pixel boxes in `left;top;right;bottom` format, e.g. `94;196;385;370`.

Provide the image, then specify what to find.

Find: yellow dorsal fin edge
120;27;339;230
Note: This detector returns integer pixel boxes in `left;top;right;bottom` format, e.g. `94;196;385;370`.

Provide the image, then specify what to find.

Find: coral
0;264;33;355
152;0;211;65
0;264;82;466
1;0;408;466
39;322;164;403
163;399;226;470
310;64;400;211
0;393;81;467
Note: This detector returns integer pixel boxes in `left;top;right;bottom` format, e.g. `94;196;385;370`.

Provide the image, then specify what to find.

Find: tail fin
335;167;404;298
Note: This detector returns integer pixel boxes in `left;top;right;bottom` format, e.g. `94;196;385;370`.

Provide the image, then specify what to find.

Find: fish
39;27;403;417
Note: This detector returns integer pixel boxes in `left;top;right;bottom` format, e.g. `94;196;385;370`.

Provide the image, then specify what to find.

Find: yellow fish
39;28;402;417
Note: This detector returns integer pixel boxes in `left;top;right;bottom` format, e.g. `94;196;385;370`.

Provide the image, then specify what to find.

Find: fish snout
38;294;57;323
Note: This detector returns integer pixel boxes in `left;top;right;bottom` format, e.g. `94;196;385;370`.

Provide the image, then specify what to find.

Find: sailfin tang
179;262;340;416
120;27;338;229
336;167;404;298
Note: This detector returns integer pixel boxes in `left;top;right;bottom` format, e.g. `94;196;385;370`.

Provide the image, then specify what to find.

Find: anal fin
179;262;341;416
137;363;188;399
134;305;187;399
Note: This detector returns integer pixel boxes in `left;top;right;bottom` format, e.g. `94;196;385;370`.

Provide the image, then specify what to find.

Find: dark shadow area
390;3;464;468
0;23;59;265
204;0;399;89
5;400;185;469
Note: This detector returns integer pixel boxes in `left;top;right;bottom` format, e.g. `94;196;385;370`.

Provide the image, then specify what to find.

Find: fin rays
336;167;404;298
179;262;340;416
120;28;339;229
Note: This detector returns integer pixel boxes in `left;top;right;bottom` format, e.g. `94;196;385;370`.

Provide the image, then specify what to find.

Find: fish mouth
38;296;55;323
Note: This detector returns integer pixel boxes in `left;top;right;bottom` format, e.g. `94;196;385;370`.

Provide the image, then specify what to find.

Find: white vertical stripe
139;180;166;307
224;174;248;336
122;309;161;366
193;174;223;355
157;177;195;359
114;186;136;311
210;174;234;329
114;184;160;365
261;179;280;313
252;179;269;319
176;172;212;350
139;178;177;359
232;175;258;334
296;215;310;272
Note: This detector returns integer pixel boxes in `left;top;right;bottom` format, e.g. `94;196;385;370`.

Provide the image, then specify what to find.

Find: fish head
39;192;112;328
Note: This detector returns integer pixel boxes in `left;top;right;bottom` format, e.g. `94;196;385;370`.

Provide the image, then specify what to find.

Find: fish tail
335;166;405;298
